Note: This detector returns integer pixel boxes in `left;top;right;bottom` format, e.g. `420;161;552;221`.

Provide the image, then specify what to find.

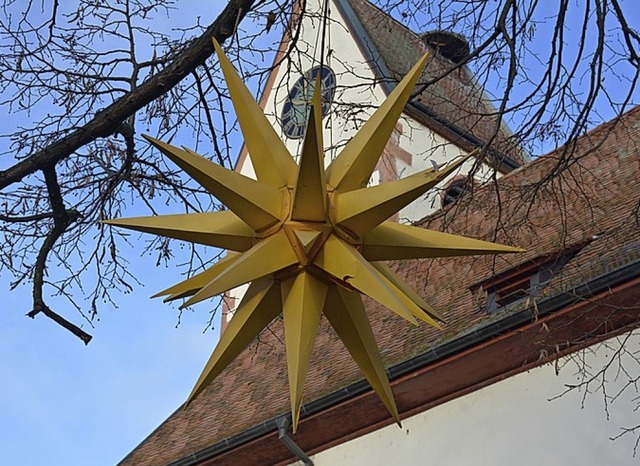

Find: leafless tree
0;0;637;358
0;0;266;342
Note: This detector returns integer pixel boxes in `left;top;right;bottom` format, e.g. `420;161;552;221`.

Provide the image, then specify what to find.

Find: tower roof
337;0;528;169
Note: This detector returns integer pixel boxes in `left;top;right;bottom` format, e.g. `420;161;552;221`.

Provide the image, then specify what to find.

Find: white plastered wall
390;112;497;223
238;0;389;176
290;332;640;466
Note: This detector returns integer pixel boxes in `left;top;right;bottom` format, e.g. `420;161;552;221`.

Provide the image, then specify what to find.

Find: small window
486;269;541;312
442;178;467;208
482;252;576;313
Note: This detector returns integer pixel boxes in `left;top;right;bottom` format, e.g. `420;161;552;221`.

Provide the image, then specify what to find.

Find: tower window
442;178;467;207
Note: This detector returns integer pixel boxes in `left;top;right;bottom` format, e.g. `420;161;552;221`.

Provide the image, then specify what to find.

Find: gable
236;0;517;224
338;0;527;169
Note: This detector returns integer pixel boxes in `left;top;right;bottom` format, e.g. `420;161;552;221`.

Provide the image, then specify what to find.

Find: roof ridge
344;0;431;51
497;103;640;182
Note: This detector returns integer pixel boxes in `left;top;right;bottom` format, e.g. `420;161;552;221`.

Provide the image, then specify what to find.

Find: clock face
281;66;336;139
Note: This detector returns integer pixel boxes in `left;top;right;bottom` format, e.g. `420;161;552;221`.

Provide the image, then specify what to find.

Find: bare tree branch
0;0;256;190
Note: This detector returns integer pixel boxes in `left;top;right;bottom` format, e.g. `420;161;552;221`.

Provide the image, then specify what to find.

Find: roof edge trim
407;101;521;171
333;0;396;95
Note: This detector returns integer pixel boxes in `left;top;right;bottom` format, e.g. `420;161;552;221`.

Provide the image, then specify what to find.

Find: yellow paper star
105;40;523;431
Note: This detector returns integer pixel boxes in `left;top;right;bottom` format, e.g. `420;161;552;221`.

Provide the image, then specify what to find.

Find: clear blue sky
1;271;216;465
0;2;228;465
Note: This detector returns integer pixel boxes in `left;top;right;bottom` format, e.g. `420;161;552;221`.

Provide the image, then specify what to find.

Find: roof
119;96;640;465
337;0;528;168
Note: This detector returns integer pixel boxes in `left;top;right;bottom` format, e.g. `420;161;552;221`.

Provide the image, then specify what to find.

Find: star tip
444;155;469;172
415;313;442;329
311;75;323;107
291;414;300;434
142;134;164;147
180;295;200;309
143;135;164;149
183;393;197;411
411;52;430;75
149;290;167;299
430;320;444;331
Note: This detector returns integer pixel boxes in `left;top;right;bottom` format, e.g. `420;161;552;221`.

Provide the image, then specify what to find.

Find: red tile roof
119;95;640;466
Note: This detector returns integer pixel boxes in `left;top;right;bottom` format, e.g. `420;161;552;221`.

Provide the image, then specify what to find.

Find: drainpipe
275;417;314;466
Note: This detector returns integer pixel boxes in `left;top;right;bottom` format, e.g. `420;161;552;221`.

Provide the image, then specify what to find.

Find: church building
120;1;640;464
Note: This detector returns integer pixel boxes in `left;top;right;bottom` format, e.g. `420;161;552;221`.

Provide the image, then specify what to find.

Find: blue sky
1;261;217;465
0;2;228;464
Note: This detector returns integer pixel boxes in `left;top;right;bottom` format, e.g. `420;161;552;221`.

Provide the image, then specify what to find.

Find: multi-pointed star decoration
105;40;523;432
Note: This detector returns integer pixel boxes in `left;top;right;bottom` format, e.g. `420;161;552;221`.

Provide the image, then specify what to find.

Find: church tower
236;0;526;209
224;0;528;329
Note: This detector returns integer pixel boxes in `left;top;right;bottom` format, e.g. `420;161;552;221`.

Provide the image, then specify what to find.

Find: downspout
276;417;314;465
